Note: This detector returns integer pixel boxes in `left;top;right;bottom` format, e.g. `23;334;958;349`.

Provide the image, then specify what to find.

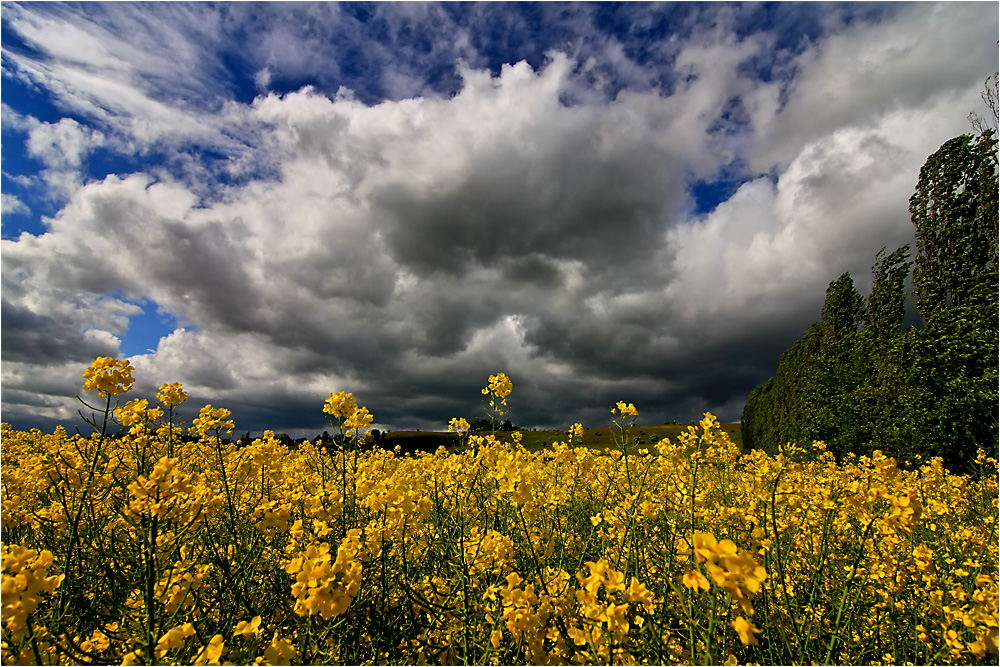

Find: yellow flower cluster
285;525;363;620
463;527;515;582
0;358;996;666
448;417;470;433
192;404;235;436
260;635;296;665
193;634;225;666
155;563;213;614
344;406;373;437
482;372;513;399
323;390;357;418
1;546;64;642
81;356;135;395
156;381;188;407
689;531;767;616
323;390;373;438
614;401;638;417
114;398;164;432
232;615;262;640
154;622;195;659
125;456;198;521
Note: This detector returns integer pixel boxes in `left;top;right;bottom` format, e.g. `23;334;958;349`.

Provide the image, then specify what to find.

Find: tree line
742;91;998;473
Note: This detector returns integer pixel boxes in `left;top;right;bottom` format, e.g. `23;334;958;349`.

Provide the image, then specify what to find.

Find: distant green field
499;423;744;454
369;423;742;455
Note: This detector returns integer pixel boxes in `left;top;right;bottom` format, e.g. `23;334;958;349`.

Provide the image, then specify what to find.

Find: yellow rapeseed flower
121;649;144;665
682;569;711;592
157;382;188;407
483;373;513;398
345;406;373;436
154;622;195;659
192;405;235;436
614;401;638;416
732;616;761;645
262;635;297;665
448;417;470;433
82;356;135;395
193;634;225;666
323;391;357;419
233;616;263;639
114;399;149;427
1;545;65;641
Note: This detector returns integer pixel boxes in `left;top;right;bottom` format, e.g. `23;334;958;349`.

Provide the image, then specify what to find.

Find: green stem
823;513;879;665
144;514;159;665
59;392;113;613
213;431;239;539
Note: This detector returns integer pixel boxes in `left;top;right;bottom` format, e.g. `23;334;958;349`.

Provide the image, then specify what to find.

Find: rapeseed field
1;358;996;665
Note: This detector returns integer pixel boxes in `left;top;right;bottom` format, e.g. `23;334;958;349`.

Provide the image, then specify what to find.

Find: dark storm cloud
373;155;678;281
0;297;118;362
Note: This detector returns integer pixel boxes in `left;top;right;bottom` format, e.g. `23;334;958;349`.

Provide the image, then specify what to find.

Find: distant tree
863;246;912;343
910;131;998;320
819;273;866;342
968;71;998;138
742;318;825;455
744;120;998;471
468;419;492;433
907;128;998;472
745;258;920;457
842;247;916;458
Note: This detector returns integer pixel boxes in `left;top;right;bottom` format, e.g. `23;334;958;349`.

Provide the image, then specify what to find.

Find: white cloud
26;117;103;169
665;93;976;328
1;3;264;174
661;2;996;334
20;117;106;198
1;194;30;217
254;66;272;92
748;2;997;171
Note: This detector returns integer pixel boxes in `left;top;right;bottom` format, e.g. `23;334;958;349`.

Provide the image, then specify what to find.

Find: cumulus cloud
665;90;979;325
23;117;106;198
1;2;996;435
747;2;997;171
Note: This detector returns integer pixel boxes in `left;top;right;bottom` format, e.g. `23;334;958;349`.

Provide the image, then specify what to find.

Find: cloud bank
2;2;996;435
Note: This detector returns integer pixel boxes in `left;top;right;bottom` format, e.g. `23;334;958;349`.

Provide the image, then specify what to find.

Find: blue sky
2;2;996;436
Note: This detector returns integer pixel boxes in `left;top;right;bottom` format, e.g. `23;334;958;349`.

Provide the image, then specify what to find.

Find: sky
1;2;997;438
